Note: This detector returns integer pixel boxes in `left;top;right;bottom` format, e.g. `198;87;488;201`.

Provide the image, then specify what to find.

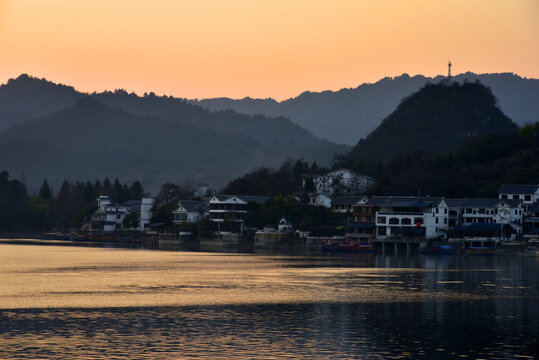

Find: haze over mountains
194;72;539;145
0;72;535;193
0;75;347;192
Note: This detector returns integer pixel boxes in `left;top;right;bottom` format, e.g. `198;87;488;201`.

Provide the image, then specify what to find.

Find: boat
466;246;495;255
321;239;378;253
419;245;454;255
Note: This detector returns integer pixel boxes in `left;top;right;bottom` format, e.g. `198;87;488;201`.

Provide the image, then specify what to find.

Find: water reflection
0;241;537;359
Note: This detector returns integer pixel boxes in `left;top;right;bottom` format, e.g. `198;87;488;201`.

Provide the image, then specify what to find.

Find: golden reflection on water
1;242;538;359
0;243;496;309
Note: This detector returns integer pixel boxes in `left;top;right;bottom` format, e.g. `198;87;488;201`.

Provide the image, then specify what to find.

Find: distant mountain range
0;75;347;192
193;72;539;145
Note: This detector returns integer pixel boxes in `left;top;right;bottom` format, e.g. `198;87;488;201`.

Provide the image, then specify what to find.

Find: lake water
0;239;537;359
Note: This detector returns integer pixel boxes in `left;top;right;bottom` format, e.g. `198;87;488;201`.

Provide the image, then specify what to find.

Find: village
72;169;539;255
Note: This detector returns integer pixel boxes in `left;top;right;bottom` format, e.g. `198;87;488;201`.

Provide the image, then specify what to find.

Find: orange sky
0;0;537;100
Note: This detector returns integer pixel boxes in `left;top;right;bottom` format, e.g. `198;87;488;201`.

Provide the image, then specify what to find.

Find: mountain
0;75;348;191
194;73;539;145
0;98;344;192
0;74;84;131
340;80;519;167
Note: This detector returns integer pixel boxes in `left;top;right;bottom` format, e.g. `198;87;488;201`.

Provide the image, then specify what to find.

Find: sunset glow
0;0;537;100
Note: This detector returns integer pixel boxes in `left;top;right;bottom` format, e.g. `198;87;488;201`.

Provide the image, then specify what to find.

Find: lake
0;239;537;359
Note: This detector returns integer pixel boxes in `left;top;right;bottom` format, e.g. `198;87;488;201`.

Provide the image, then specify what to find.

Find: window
435;218;439;224
436;208;439;214
501;195;508;199
389;218;399;225
363;207;370;214
465;208;472;214
444;218;447;224
377;216;386;224
444;209;447;214
378;227;386;236
401;218;412;225
525;195;531;201
479;209;485;214
414;217;423;225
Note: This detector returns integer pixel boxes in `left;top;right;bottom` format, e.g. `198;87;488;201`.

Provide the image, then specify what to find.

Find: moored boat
466;246;495;255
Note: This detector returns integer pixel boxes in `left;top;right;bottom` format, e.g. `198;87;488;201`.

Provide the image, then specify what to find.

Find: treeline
221;122;539;199
344;122;539;197
0;173;144;232
222;159;326;196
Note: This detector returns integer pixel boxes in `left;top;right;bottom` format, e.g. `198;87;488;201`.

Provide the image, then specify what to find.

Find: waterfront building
497;184;539;213
523;201;539;239
173;200;209;224
369;196;448;240
208;195;269;232
90;195;154;232
331;196;367;213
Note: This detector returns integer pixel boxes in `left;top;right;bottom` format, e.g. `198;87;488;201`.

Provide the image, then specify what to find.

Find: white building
173;200;208;224
91;195;154;232
308;193;332;208
208;195;269;232
304;169;375;196
139;198;154;230
497;184;539;213
461;198;523;234
368;196;448;240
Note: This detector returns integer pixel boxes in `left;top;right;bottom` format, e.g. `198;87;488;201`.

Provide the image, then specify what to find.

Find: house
523;201;539;238
208;195;269;232
368;196;448;240
347;197;376;242
444;199;466;227
308;193;331;208
90;195;154;232
331;196;367;213
278;218;293;232
497;184;539;213
461;198;523;231
304;169;375;196
173;200;209;224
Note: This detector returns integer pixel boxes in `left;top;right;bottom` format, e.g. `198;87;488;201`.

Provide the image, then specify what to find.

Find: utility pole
448;60;452;80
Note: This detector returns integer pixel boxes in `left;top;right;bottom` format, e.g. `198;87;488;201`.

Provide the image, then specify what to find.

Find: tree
39;179;52;200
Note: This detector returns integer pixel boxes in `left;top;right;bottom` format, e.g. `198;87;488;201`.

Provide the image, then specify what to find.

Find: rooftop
497;184;539;195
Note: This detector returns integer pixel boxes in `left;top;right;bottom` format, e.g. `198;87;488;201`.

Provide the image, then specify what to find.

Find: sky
0;0;537;100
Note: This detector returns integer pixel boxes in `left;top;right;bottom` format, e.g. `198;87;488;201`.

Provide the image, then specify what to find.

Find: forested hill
344;81;518;162
0;98;343;192
0;74;347;149
194;73;539;145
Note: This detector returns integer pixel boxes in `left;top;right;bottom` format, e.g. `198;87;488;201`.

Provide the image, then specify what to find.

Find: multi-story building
331;196;367;213
208;195;269;232
173;200;208;224
91;195;154;232
497;184;539;213
369;196;448;240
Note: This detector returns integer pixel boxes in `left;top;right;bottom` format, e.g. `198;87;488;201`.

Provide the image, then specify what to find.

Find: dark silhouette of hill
0;74;84;131
194;73;539;144
343;81;518;162
91;91;341;148
0;98;342;192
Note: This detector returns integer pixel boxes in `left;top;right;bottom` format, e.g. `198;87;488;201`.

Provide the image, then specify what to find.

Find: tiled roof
332;196;365;205
366;196;443;207
462;198;520;208
444;199;466;208
497;184;539;195
178;200;208;213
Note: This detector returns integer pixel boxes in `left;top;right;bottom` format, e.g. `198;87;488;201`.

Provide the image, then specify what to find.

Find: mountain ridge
194;72;539;144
